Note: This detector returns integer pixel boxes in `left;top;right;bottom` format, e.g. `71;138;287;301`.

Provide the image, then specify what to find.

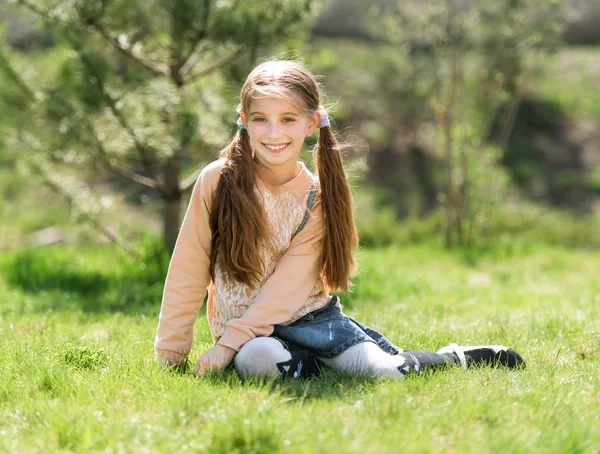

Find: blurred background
1;0;600;260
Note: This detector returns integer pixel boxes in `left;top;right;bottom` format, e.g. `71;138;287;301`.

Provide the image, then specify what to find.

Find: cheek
293;123;309;136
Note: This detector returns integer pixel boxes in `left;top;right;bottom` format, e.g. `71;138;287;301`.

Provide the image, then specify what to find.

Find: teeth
265;144;288;150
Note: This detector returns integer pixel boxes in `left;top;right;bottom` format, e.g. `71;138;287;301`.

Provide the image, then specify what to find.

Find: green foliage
355;205;401;248
175;104;199;149
5;247;111;294
134;234;172;282
390;202;600;259
496;95;599;206
353;185;402;247
1;235;170;313
62;343;108;370
532;46;600;119
55;48;110;112
589;170;600;194
352;0;572;247
1;0;324;251
484;203;600;250
353;186;442;248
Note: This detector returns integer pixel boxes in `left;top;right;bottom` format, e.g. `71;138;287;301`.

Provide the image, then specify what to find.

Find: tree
366;0;568;247
2;0;320;252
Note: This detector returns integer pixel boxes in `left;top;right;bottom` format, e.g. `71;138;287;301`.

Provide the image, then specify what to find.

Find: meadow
2;3;600;451
1;240;599;453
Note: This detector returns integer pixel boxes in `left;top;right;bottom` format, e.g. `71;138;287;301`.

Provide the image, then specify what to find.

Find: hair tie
318;105;330;129
236;117;245;130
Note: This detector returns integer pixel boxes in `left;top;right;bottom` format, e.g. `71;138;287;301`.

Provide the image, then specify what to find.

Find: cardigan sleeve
216;198;325;352
154;161;221;365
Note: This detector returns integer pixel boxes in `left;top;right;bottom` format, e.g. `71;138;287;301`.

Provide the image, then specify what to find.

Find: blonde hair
209;60;358;291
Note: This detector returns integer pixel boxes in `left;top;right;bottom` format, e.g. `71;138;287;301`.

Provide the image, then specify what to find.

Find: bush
1;235;171;313
4;247;110;294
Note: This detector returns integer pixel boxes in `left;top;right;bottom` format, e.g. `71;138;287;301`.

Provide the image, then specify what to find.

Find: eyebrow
249;111;300;116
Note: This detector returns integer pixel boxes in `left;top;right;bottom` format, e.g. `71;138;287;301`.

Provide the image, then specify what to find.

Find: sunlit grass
1;242;599;453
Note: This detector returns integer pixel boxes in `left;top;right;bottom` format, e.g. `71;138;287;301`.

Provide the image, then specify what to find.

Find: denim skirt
271;295;402;358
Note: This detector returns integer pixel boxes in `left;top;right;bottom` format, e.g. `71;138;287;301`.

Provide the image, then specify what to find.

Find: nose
265;121;283;139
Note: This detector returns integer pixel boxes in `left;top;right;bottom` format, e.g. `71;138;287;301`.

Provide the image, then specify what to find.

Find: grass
1;242;599;453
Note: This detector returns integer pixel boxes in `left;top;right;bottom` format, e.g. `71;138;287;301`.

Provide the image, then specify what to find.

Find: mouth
262;143;290;153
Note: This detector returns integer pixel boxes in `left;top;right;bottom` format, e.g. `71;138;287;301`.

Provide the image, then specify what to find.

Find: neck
257;162;301;187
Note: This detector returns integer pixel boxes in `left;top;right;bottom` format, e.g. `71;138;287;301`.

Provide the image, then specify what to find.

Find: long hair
208;128;269;287
314;125;358;292
209;60;358;291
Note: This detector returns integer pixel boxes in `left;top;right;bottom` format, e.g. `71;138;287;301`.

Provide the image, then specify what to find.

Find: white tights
233;337;418;380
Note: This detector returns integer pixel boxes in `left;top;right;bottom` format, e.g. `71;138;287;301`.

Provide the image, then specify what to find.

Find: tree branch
21;148;138;257
179;42;213;77
180;168;202;192
88;19;170;77
178;0;212;77
0;50;36;101
184;48;245;84
3;13;162;193
70;37;162;186
83;122;158;190
44;89;159;191
15;0;78;26
16;0;169;77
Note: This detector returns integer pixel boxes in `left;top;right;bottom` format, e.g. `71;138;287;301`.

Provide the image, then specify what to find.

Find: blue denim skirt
271;295;402;358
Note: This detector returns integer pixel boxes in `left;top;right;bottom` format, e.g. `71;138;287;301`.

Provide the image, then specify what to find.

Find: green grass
1;242;599;453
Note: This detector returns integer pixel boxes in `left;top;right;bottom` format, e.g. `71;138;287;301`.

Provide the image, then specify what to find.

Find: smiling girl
154;60;524;379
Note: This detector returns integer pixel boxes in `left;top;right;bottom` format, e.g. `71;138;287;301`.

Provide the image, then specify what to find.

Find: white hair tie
317;105;330;129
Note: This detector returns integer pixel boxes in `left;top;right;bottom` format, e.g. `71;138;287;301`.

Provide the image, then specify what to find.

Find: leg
233;337;320;379
318;342;459;379
347;317;403;355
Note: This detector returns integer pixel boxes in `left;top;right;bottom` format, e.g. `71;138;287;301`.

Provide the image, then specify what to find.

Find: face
241;96;320;184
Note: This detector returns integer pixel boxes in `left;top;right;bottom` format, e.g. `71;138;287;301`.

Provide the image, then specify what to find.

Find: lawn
1;242;599;453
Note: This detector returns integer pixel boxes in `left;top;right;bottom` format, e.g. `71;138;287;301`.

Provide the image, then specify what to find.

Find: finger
193;356;212;376
193;358;206;376
193;363;202;376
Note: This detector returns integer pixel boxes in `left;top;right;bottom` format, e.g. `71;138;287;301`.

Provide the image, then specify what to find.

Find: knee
319;342;408;380
234;337;290;378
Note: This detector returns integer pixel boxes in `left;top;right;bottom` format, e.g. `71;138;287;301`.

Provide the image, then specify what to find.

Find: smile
263;143;290;152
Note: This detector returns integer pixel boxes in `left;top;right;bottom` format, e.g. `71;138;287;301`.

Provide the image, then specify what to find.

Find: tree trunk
164;195;182;253
444;0;458;248
163;157;182;253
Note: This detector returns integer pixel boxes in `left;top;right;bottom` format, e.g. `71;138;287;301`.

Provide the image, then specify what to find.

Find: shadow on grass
158;355;383;401
2;240;170;315
166;361;388;402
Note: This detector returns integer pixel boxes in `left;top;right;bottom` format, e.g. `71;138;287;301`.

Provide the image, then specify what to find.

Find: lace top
155;159;330;359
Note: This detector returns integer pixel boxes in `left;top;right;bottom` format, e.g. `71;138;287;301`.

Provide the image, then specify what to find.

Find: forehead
248;96;306;115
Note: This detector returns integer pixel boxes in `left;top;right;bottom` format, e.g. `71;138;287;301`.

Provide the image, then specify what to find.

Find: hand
157;350;185;368
193;343;236;376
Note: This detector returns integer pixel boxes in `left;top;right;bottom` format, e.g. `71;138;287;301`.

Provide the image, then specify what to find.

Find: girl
155;60;524;379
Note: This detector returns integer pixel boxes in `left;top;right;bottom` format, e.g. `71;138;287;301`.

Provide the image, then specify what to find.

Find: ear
306;111;321;137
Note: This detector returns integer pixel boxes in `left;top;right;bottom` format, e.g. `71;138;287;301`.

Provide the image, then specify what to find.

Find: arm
216;199;325;352
154;163;218;366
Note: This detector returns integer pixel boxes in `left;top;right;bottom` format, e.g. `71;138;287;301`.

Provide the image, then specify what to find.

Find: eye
283;117;295;123
252;117;266;122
